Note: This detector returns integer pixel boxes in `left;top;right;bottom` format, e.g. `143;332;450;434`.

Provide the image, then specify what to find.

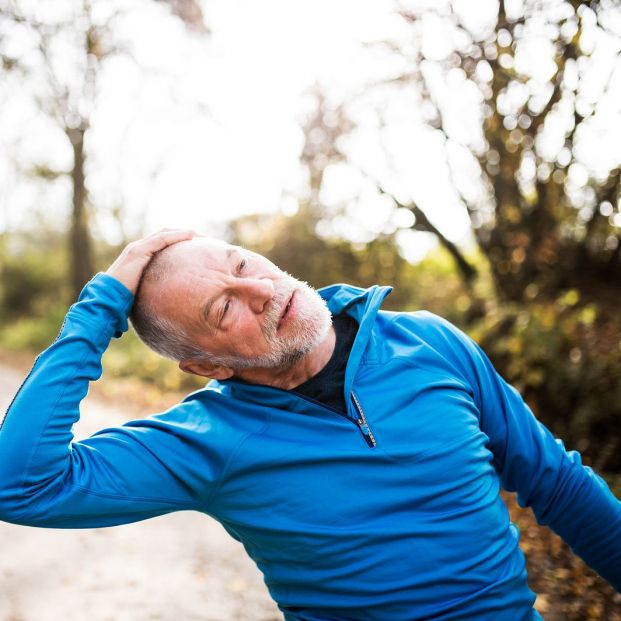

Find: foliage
297;0;621;472
470;288;621;471
0;231;69;324
504;490;621;620
1;258;65;321
286;7;621;476
376;1;621;301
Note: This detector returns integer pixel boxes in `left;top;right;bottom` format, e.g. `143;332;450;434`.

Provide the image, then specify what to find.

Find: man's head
130;237;332;380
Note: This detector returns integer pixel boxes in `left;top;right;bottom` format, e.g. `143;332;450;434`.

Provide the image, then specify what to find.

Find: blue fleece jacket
0;273;619;621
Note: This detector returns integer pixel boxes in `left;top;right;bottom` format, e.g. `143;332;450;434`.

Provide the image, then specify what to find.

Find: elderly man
0;230;619;621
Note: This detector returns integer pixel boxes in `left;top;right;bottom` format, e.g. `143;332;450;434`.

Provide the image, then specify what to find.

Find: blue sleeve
417;311;621;592
0;273;207;529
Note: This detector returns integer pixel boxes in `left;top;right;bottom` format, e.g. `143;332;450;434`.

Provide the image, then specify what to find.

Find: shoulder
376;309;468;344
121;384;260;446
373;309;479;373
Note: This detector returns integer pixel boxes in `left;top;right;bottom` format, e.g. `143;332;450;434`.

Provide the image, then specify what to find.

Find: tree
378;0;621;302
0;0;207;300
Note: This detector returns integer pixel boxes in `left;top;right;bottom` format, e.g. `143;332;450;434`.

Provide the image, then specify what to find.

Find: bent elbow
0;492;33;526
0;480;62;527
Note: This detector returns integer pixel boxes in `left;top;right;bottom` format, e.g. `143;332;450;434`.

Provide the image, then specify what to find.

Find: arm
417;311;621;592
0;230;206;528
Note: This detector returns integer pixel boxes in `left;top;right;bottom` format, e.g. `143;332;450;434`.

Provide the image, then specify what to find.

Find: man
0;229;619;621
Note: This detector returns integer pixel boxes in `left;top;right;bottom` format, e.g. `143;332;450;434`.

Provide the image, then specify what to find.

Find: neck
235;325;337;390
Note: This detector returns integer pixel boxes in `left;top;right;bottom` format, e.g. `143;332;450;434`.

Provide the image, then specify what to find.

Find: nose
239;277;275;313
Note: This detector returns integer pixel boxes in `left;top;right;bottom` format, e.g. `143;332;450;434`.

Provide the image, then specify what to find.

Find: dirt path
0;364;281;621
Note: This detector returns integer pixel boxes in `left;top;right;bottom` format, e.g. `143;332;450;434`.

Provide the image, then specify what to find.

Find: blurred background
1;0;620;619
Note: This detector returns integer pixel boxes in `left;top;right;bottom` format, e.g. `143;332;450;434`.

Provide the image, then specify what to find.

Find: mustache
262;283;294;338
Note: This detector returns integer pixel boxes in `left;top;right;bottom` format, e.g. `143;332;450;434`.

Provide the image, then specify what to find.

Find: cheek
233;310;268;347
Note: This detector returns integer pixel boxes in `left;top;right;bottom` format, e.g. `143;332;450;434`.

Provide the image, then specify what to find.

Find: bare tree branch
378;186;478;284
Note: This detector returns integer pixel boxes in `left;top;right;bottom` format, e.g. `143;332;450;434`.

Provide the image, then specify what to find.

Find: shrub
470;291;621;472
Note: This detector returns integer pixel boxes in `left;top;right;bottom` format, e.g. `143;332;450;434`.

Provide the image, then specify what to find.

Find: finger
106;229;197;294
152;227;191;234
142;229;196;253
147;228;195;239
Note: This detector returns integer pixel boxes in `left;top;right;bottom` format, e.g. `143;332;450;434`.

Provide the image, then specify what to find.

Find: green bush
0;234;69;320
0;308;68;351
102;329;205;393
470;291;621;472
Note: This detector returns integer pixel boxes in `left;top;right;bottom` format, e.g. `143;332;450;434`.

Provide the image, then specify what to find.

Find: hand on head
105;229;197;294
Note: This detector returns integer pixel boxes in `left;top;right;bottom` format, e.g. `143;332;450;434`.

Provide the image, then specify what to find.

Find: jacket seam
393;313;477;387
69;483;197;507
383;353;473;392
355;351;472;388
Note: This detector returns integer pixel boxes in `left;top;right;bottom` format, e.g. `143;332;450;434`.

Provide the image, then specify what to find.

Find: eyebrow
202;247;239;329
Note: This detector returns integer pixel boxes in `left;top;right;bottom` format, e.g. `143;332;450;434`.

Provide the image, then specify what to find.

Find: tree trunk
67;126;93;301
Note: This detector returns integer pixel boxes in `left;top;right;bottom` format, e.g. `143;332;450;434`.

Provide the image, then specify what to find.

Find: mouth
277;291;295;331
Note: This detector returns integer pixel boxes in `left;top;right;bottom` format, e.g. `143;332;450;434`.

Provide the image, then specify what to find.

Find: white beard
216;276;333;371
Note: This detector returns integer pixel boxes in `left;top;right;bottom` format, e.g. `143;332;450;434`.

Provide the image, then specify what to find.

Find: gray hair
130;248;216;363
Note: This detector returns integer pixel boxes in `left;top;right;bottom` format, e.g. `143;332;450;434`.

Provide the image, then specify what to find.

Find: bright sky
1;0;619;262
105;0;457;261
129;0;404;230
0;0;458;262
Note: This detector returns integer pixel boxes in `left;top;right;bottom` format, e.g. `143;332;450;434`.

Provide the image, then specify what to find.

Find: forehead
144;238;240;315
166;237;236;267
164;237;245;290
164;238;253;286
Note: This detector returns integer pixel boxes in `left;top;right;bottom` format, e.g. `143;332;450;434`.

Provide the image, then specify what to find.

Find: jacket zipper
351;391;377;448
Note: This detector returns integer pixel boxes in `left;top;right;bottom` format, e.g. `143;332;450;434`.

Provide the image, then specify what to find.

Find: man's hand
106;229;196;294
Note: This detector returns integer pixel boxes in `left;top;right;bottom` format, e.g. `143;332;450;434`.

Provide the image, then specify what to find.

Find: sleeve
418;311;621;592
0;273;204;529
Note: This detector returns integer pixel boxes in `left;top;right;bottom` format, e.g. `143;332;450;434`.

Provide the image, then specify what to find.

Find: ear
179;359;234;380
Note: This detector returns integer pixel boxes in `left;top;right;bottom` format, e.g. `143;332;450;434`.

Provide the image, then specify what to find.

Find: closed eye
217;255;247;327
220;301;230;325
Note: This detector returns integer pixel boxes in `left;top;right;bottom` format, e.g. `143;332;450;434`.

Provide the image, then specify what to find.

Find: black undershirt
292;313;359;414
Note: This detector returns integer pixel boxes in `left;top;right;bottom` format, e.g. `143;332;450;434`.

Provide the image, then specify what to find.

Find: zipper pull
351;391;377;448
356;418;376;448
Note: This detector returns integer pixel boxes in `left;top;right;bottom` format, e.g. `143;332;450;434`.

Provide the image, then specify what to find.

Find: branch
378;186;478;284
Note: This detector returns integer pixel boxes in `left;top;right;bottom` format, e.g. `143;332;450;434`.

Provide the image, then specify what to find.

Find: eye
220;301;230;324
238;257;247;273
